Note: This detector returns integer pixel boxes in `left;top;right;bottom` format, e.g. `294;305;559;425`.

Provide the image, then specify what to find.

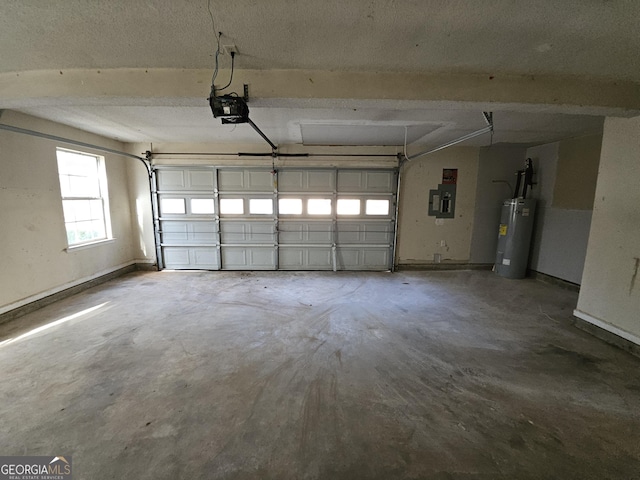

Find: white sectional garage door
155;166;397;271
156;168;220;270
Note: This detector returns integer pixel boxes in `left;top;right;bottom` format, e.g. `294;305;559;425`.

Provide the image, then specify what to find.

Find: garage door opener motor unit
210;94;249;124
208;84;278;151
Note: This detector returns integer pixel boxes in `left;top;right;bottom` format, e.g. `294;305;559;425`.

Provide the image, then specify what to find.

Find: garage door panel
336;248;360;268
157;169;215;191
188;170;216;190
279;247;303;267
163;247;190;266
192;248;219;268
338;247;390;270
220;221;275;244
157;167;396;271
246;171;274;191
157;170;186;190
337;170;395;193
222;247;276;270
365;171;395;192
361;248;390;269
308;248;333;268
279;247;333;270
218;170;273;192
278;222;303;243
279;170;335;192
163;247;219;270
160;221;217;244
279;221;333;244
192;222;218;242
218;170;243;190
336;223;362;243
160;221;189;243
278;171;303;191
336;221;393;244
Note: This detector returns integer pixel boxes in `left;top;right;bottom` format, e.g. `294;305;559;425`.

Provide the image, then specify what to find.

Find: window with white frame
56;148;112;246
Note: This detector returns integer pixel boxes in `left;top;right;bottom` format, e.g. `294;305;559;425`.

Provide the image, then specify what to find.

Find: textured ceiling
1;0;633;147
1;0;639;81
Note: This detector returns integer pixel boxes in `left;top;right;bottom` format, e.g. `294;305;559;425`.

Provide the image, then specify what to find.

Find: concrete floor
1;270;639;479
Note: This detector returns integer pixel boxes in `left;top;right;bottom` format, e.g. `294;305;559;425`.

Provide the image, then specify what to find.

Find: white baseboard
573;309;640;346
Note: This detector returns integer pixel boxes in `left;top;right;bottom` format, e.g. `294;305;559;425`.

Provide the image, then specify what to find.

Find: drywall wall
0;111;137;314
469;145;527;264
553;135;602;209
576;116;640;342
396;147;479;265
466;134;601;282
527;135;601;284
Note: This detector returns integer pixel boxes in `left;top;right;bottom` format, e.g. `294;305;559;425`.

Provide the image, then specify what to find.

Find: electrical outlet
440;240;447;247
222;44;238;55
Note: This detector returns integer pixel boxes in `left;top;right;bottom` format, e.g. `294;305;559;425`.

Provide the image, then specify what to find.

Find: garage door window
56;148;112;246
365;199;390;215
308;198;332;215
161;198;186;214
190;198;215;214
249;199;273;215
337;199;360;215
279;198;303;215
220;198;244;214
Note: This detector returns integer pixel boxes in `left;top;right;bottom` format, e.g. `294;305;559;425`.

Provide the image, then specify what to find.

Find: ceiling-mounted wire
207;0;222;88
217;52;235;91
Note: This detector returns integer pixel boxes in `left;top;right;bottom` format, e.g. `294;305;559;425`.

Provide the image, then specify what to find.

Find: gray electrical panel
495;198;536;279
428;184;456;218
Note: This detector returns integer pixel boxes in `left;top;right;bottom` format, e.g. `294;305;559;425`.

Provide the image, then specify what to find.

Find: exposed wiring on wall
491;180;514;198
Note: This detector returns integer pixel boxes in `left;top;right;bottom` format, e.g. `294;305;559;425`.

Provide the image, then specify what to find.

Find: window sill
65;238;116;252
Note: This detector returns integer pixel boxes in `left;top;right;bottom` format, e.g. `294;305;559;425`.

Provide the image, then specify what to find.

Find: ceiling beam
1;69;640;117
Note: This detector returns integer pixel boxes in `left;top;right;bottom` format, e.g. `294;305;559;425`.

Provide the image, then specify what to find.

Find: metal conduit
406;112;493;161
0;123;150;173
391;167;402;272
150;152;399;158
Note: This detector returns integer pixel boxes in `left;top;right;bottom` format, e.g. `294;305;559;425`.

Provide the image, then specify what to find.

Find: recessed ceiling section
13;104;603;148
300;123;442;146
